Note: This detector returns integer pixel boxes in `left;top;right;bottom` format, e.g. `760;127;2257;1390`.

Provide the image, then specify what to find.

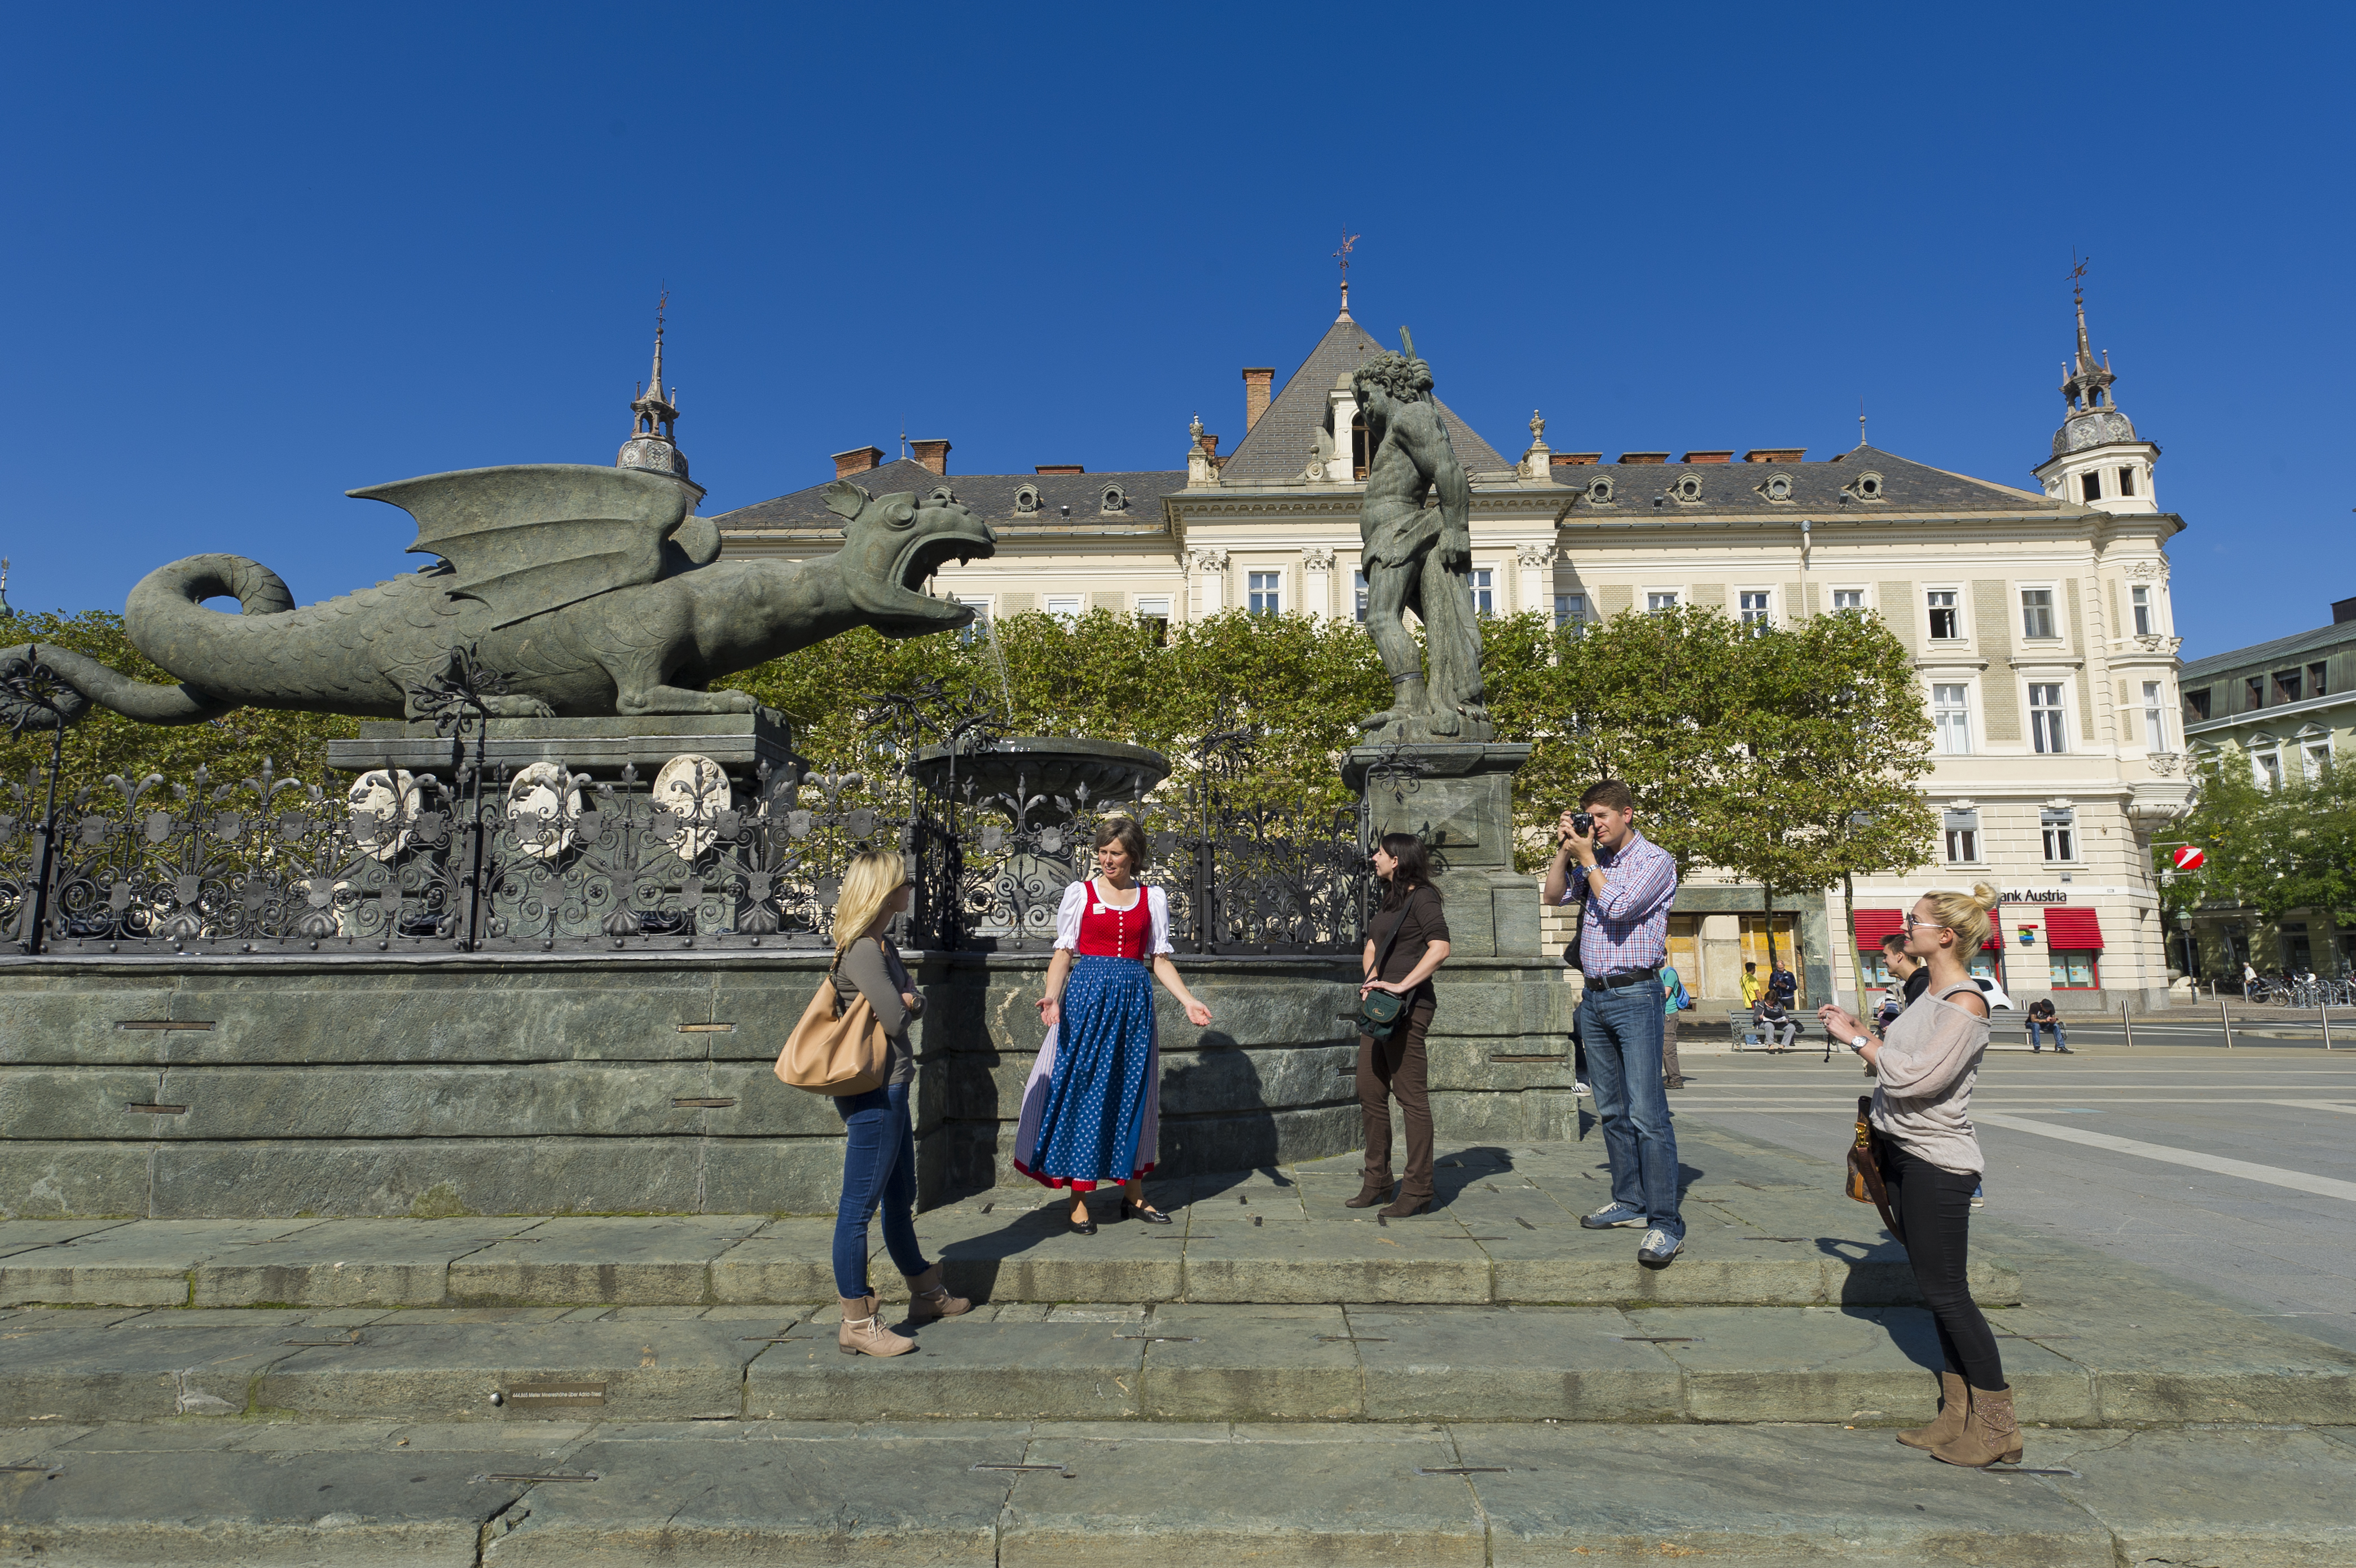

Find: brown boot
1380;1188;1432;1218
1345;1176;1394;1209
836;1294;914;1358
1896;1371;1970;1451
903;1264;971;1325
1932;1383;2023;1466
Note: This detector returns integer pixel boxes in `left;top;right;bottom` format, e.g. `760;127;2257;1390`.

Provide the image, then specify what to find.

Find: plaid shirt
1561;827;1678;976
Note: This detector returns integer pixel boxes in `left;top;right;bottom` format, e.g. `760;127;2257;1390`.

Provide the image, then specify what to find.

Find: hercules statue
1351;331;1495;744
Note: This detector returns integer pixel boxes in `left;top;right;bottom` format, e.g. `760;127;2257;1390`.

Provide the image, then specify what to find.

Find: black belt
1590;966;1660;990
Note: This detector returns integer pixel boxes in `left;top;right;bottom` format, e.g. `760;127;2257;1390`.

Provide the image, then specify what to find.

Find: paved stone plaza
4;1115;2352;1563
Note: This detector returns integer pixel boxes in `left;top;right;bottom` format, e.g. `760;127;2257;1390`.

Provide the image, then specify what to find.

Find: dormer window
1100;484;1128;514
1014;485;1041;515
1762;473;1794;502
1585;475;1615;505
928;486;956;507
1849;471;1885;502
1671;474;1703;503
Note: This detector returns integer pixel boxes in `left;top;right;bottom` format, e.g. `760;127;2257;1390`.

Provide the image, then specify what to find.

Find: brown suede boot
1896;1371;1970;1451
1345;1177;1394;1209
836;1294;914;1358
1932;1383;2023;1466
904;1264;971;1325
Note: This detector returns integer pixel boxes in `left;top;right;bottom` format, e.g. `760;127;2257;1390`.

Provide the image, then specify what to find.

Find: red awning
1852;909;1904;949
2043;908;2104;950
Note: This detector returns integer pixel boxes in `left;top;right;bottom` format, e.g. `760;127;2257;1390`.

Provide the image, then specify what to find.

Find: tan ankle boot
903;1264;971;1325
1932;1383;2022;1466
1896;1371;1970;1450
836;1293;914;1358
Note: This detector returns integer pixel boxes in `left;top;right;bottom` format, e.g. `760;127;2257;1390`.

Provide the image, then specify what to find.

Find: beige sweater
1870;980;1991;1175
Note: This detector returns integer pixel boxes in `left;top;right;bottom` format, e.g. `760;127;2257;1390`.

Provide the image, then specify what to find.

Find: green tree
2165;750;2356;939
1700;609;1938;1010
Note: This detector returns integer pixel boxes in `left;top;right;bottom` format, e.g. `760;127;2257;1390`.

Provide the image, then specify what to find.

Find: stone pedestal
1342;743;1537;959
326;710;803;794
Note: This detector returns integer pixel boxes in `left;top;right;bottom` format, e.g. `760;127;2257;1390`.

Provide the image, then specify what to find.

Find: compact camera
1567;810;1595;839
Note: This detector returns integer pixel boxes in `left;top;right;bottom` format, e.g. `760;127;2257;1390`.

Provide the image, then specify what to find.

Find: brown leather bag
1844;1095;1907;1246
774;941;889;1097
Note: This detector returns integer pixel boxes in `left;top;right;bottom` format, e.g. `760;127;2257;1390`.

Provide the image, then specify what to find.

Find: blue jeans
832;1081;929;1298
1576;979;1682;1240
2027;1020;2066;1051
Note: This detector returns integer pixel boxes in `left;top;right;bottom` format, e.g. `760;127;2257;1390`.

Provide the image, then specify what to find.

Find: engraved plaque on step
504;1381;606;1409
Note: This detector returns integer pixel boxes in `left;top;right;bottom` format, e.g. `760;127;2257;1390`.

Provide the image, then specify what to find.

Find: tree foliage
2164;750;2356;924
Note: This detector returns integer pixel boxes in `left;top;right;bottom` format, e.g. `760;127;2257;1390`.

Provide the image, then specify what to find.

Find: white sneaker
1573;1080;1593;1097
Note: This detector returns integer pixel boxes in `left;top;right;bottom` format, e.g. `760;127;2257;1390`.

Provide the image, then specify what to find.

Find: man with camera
1542;780;1684;1265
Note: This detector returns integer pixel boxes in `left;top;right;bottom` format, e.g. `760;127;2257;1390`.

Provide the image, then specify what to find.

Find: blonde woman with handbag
1816;882;2016;1466
824;850;970;1358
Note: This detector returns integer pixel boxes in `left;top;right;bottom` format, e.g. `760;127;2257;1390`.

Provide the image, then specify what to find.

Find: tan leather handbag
775;942;889;1097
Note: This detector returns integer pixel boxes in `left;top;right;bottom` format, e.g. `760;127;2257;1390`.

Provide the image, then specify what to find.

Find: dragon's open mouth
891;526;997;617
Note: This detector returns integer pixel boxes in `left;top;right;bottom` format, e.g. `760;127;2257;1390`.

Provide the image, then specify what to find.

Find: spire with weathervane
2032;256;2157;514
617;291;690;480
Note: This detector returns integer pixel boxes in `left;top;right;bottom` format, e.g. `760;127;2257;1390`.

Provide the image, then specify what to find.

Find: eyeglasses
1902;915;1953;932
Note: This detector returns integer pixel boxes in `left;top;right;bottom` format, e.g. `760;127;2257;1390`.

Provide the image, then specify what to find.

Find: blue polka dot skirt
1013;955;1159;1192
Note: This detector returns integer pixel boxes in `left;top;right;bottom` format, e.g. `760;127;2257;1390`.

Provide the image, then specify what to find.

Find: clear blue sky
3;2;2347;660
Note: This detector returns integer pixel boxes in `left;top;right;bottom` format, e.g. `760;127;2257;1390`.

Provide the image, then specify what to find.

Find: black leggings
1887;1147;2005;1393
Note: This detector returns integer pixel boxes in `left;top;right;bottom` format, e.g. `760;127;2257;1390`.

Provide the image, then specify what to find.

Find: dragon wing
348;464;707;628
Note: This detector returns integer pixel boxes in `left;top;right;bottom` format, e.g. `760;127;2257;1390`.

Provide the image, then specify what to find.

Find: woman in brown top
1350;833;1452;1217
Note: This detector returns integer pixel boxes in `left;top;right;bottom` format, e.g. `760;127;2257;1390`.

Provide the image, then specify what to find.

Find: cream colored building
713;291;2192;1012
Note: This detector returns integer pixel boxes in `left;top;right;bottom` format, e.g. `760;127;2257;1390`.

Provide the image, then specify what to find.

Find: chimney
910;438;951;477
2335;595;2356;625
1035;464;1085;475
1242;367;1274;431
1617;452;1669;465
1743;447;1807;464
1550;453;1602;467
1680;451;1734;465
832;445;885;479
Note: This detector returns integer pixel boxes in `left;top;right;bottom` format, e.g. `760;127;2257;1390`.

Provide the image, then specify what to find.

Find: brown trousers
1358;994;1437;1201
1662;1014;1683;1082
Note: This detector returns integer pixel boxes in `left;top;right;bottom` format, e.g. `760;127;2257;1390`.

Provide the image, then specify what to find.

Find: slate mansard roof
717;459;1186;533
2179;618;2356;682
1549;445;2064;517
1215;312;1511;483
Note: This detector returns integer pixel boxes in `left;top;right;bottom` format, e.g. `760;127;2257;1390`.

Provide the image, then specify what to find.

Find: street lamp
2175;908;2194;983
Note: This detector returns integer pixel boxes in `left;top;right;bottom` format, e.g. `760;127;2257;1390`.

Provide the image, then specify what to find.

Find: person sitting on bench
2024;997;2071;1053
1754;995;1800;1051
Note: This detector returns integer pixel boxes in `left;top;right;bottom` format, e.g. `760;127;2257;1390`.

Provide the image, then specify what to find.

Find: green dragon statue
0;464;996;726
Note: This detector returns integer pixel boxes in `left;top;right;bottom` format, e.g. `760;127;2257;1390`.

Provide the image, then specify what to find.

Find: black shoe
1069;1208;1097;1236
1122;1198;1173;1224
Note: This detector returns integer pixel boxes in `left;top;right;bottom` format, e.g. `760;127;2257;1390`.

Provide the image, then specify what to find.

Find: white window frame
1932;683;1973;756
1554;592;1588;629
955;596;994;645
2029;682;2068;754
2019;584;2060;642
1737;589;1773;633
1942;808;1981;865
2130;585;2153;636
2141;680;2165;749
1045;595;1083;625
1646;589;1682;613
1353;569;1370;624
2304;739;2332;781
2255;749;2283;789
1246;571;1281;616
1831;587;1867;613
1469;567;1495;617
1925;586;1963;642
2039;807;2077;864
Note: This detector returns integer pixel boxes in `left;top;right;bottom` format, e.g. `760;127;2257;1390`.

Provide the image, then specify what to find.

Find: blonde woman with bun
1817;882;2020;1467
823;850;970;1359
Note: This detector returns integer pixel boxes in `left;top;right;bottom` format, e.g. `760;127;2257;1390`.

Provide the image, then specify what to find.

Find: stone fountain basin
911;736;1170;818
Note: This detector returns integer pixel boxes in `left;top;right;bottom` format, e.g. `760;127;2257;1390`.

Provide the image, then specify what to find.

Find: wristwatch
1848;1035;1871;1053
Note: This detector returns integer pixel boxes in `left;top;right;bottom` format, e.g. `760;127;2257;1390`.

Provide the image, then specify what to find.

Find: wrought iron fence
0;653;1369;960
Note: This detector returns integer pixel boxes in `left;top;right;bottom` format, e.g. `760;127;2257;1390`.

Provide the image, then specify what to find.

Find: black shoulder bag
1355;888;1421;1040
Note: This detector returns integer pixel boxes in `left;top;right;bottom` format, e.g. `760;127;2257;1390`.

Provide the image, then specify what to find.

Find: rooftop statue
0;465;996;727
1352;330;1495;744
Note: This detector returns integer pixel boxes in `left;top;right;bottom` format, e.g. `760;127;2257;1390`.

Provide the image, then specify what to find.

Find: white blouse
1053;878;1175;956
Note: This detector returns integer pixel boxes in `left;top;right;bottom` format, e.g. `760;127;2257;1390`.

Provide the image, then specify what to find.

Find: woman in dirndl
1013;816;1214;1233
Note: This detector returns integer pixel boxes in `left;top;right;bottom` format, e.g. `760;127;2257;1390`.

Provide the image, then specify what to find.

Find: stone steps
5;1416;2353;1566
3;1297;2349;1430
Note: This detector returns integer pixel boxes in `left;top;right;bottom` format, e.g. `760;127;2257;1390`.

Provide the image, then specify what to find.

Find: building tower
617;296;689;480
2032;271;2157;514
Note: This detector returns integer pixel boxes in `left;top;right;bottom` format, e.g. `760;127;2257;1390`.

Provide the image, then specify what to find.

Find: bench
1728;1009;1806;1051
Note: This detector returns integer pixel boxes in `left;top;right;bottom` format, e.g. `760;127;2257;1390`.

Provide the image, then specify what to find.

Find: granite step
5;1415;2353;1566
1;1294;2348;1430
